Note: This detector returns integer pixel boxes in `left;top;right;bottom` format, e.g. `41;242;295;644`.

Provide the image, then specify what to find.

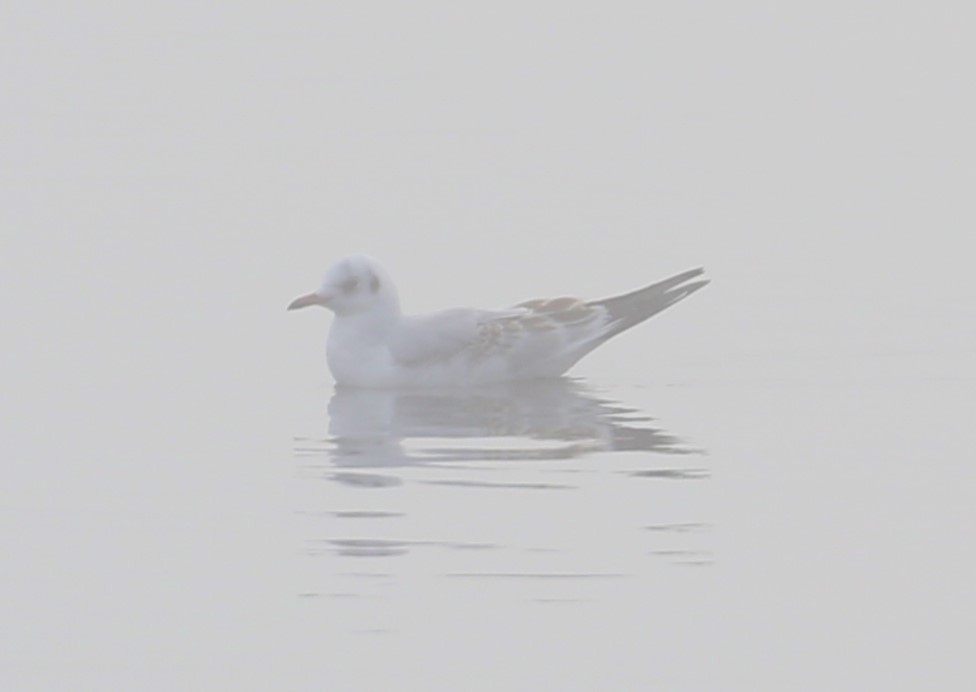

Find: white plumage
288;255;708;388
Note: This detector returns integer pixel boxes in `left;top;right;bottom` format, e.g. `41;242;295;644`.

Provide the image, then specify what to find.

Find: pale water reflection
293;378;713;588
302;378;699;470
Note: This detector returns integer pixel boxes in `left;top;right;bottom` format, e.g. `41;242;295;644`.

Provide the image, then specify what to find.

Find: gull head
287;254;400;317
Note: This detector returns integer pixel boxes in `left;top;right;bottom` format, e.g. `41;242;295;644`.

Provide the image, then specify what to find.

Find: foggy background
2;2;973;690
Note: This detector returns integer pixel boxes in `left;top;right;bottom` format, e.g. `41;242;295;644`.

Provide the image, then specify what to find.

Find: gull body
288;255;708;388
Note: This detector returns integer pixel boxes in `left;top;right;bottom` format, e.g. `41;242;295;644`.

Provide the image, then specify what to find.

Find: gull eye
340;277;359;292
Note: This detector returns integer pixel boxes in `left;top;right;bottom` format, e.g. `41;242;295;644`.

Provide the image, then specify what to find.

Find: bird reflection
307;378;693;468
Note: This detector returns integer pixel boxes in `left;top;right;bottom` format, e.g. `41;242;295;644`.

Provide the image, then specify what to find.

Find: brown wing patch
548;304;597;324
521;315;557;332
466;319;523;359
515;296;599;327
465;298;605;362
535;297;581;313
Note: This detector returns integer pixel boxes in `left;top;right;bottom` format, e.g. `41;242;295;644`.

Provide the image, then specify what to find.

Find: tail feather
588;267;709;340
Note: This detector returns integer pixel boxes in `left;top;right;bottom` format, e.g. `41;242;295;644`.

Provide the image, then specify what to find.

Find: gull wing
389;302;609;376
389;268;707;379
389;307;530;368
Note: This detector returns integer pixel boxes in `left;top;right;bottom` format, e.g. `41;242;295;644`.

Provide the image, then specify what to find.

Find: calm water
4;3;975;689
9;345;973;691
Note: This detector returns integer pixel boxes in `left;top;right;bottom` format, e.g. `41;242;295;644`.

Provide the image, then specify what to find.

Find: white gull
288;255;708;388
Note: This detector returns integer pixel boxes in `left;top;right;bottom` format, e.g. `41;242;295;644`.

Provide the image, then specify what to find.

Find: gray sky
3;2;973;386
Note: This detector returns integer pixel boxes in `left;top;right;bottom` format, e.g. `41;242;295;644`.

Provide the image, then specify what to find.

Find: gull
288;255;708;388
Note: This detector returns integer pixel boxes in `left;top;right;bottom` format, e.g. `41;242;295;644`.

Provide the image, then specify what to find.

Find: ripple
329;472;402;488
629;468;710;480
315;538;502;558
446;572;628;580
422;479;575;490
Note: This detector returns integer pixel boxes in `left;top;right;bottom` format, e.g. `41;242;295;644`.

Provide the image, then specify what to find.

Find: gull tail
588;267;709;341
